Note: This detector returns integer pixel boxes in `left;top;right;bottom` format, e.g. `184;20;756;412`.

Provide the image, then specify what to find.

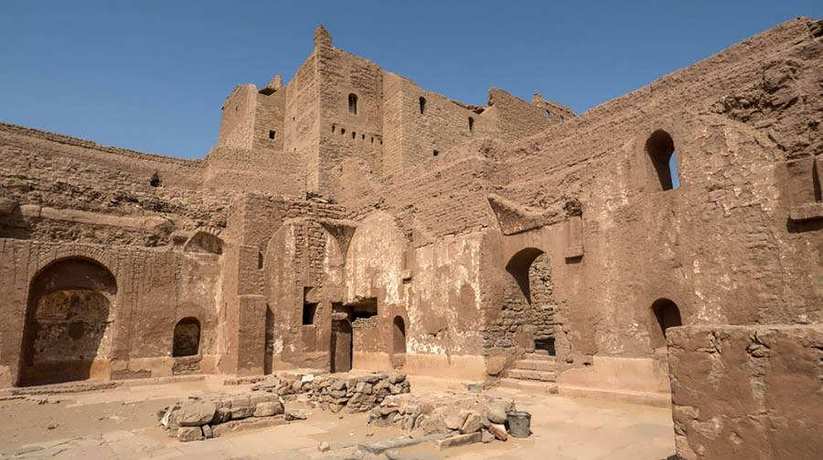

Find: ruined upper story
205;25;575;198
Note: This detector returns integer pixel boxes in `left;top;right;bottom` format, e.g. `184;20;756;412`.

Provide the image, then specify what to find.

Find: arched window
468;117;474;132
419;97;426;114
645;130;680;190
348;93;358;115
650;298;682;349
173;317;201;357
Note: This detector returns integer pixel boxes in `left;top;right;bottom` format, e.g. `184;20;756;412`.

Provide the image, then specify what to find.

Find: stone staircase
498;352;558;393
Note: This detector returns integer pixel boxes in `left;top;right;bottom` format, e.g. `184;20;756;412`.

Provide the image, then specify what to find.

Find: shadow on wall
19;257;117;386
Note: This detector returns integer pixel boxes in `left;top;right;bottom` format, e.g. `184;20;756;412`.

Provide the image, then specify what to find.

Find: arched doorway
650;298;682;350
488;248;558;356
172;317;201;357
391;316;407;368
20;257;117;386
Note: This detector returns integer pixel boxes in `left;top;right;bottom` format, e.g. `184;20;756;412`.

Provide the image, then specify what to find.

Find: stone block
177;401;216;426
177;426;204;442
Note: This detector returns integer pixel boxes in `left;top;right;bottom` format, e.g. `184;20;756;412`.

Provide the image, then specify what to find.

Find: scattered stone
437;432;482;450
177;426;204;442
177;400;216;427
466;383;483;393
318;441;330;452
444;412;468;430
202;424;214;439
253;401;284;417
212;415;287;437
485;400;512;424
47;424;58;430
488;423;508;441
460;412;485;434
285;409;308;421
481;430;495;443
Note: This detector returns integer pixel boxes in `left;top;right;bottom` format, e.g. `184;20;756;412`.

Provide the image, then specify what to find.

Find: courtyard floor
0;375;675;460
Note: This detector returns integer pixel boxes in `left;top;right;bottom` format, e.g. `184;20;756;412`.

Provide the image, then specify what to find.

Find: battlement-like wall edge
0;122;203;167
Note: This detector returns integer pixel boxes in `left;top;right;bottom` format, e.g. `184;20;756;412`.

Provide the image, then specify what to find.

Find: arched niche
20;257;117;386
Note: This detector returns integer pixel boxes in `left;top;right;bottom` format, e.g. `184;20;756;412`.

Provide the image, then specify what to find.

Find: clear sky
1;1;820;159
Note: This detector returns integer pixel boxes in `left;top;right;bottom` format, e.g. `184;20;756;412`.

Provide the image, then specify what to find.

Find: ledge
789;202;823;222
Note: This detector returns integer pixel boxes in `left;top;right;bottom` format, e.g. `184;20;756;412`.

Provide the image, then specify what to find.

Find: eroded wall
668;324;823;459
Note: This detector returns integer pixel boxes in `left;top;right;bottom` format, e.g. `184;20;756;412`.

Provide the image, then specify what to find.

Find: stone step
496;378;559;394
513;359;556;372
503;369;557;382
523;352;556;361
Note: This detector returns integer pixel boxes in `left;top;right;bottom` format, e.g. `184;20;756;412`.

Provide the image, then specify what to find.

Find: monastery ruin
1;18;822;458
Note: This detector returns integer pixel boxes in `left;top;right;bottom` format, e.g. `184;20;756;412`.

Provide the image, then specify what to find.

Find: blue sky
1;1;820;159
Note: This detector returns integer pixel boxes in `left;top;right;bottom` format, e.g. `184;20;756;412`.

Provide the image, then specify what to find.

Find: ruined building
1;19;822;458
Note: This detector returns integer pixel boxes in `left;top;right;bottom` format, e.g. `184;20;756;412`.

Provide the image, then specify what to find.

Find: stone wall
0;239;222;387
667;324;823;459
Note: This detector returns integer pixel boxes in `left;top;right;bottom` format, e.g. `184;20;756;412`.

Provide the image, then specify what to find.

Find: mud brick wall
0;239;222;386
0;123;233;247
667;325;823;460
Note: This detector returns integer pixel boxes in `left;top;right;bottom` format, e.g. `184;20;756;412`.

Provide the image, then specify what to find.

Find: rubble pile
252;371;411;413
158;392;300;442
368;393;518;443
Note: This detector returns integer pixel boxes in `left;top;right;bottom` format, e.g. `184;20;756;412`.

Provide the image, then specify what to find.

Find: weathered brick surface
668;325;823;459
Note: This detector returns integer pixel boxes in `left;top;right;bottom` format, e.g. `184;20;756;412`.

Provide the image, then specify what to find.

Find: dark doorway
330;305;353;373
651;298;682;349
392;316;406;355
172;317;201;357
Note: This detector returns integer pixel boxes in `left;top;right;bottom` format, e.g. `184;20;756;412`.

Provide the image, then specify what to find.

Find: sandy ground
0;376;675;459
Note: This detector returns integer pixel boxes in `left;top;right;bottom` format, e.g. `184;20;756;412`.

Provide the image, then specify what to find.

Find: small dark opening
534;338;556;356
331;124;336;133
149;172;161;187
257;251;264;269
433;150;439;157
361;134;365;140
468;117;474;132
351;298;377;320
645;130;679;191
419;97;426;114
651;298;682;349
341;128;346;135
348;93;358;115
544;109;551;119
352;131;356;139
172;317;201;357
303;302;318;325
813;158;821;202
268;129;276;140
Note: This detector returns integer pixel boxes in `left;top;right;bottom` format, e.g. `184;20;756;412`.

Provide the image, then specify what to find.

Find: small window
361;134;365;140
645;130;679;191
371;136;374;144
268;130;276;140
352;131;356;139
303;302;318;325
341;128;346;135
348;93;358;114
331;124;336;133
433;150;439;157
419;97;426;114
468;117;474;132
257;251;264;269
544;109;551;119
